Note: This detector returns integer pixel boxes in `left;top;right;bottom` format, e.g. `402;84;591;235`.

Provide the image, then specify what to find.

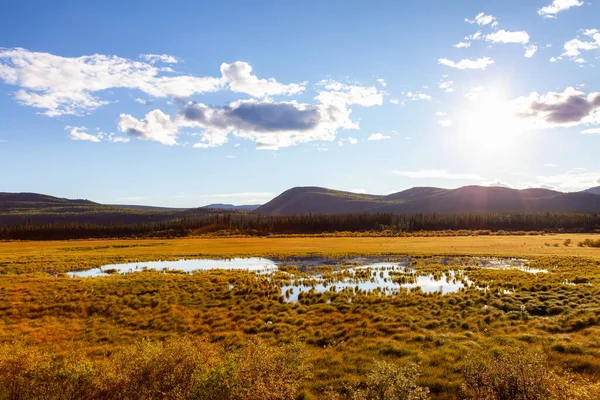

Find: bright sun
458;89;525;154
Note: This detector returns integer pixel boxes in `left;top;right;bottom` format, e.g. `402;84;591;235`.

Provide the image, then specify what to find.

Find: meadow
2;234;600;399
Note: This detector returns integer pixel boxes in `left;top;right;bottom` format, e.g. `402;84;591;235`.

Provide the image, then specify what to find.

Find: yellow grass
1;234;599;273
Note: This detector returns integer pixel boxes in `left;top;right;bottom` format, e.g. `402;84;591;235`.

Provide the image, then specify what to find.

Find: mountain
0;192;98;213
0;192;220;227
256;186;600;215
582;187;600;195
202;203;261;211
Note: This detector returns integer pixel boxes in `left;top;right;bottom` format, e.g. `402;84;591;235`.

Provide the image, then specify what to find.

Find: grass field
2;233;600;273
2;234;600;399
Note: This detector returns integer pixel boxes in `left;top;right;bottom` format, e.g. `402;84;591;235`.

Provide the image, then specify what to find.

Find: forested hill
0;192;238;227
256;186;600;215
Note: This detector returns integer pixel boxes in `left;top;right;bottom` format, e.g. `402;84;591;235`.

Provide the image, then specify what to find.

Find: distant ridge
583;186;600;195
202;203;261;211
256;185;600;215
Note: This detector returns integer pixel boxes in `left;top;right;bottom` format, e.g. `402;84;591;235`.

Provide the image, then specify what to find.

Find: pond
67;257;277;277
67;256;539;300
280;262;470;302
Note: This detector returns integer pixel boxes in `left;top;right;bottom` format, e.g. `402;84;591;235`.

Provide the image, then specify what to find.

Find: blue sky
1;0;600;207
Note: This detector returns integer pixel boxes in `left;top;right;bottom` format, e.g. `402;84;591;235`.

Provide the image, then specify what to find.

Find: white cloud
110;136;130;143
67;126;131;144
368;133;391;141
438;57;495;70
315;80;383;107
524;45;538;58
512;87;600;129
465;31;483;41
392;169;484;180
135;98;152;105
338;136;358;146
390;98;404;105
454;42;471;48
537;169;600;191
465;13;498;27
0;48;306;117
439;80;455;93
550;56;558;62
544;163;558;167
561;29;600;60
435;112;447;116
220;61;306;98
538;0;583;18
66;126;101;143
407;91;432;101
581;128;600;134
140;54;179;64
484;179;513;188
118;79;383;149
484;30;530;44
118;109;180;145
376;78;387;87
438;119;453;127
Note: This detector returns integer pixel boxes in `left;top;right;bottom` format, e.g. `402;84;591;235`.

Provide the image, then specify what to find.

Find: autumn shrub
0;338;312;400
461;347;600;400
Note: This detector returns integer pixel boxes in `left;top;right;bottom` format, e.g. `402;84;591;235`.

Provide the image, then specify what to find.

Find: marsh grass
2;237;600;398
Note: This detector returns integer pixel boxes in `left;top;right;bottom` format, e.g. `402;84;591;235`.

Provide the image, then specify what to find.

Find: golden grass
3;234;600;398
2;234;600;273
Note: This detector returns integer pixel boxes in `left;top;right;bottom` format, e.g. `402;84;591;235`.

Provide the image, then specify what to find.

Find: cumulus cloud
118;109;180;145
438;119;453;127
220;61;306;97
513;87;600;128
140;54;179;64
115;79;382;149
484;30;530;44
0;48;305;116
538;0;583;18
66;126;129;143
524;45;538;58
392;169;484;180
390;98;404;105
368;133;391;141
465;13;498;27
561;29;600;60
67;126;101;143
376;78;387;87
438;57;494;70
183;99;358;150
454;42;471;49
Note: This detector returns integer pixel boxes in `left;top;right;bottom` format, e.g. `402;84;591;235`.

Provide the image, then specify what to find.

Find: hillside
0;192;228;227
583;186;600;195
202;203;261;211
256;186;600;215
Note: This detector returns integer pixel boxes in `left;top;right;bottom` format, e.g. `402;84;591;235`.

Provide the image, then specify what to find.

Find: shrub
461;347;600;400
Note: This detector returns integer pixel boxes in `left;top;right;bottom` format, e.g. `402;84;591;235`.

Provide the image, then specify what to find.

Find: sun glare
458;89;526;154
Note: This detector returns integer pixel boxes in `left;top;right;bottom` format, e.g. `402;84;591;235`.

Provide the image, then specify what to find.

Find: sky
1;0;600;207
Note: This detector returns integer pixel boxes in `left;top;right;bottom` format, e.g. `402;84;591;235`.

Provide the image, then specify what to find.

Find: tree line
2;211;600;240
